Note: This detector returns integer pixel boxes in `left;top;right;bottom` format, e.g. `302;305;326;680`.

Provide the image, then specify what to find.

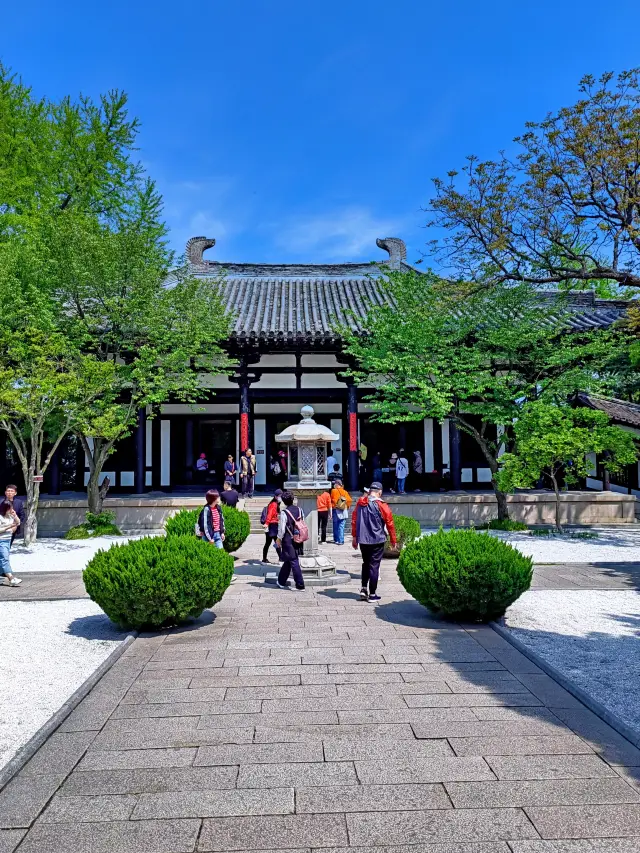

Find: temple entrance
170;417;235;487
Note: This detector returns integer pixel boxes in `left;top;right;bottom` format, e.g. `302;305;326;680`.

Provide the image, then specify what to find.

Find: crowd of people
196;475;397;602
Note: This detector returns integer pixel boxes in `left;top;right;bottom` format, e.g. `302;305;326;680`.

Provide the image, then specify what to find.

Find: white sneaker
9;577;22;587
276;581;291;590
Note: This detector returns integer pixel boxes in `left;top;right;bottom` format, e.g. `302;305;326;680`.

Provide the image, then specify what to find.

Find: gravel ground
490;528;640;562
502;589;640;734
9;535;146;573
0;600;127;771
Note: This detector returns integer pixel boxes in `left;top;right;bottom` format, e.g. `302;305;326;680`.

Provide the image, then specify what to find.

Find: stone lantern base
263;484;351;587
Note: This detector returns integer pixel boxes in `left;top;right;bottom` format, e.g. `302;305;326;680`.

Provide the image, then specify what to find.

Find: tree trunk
81;435;114;514
494;487;510;521
22;479;40;547
551;475;563;533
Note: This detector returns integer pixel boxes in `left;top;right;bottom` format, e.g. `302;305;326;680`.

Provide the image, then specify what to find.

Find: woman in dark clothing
262;489;283;564
275;491;305;590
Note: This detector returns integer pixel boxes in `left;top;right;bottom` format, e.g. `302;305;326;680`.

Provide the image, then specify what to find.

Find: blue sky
3;1;639;266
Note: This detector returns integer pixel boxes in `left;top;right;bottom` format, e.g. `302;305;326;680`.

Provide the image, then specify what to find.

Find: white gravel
490;528;640;563
502;589;640;734
9;535;146;573
0;600;127;771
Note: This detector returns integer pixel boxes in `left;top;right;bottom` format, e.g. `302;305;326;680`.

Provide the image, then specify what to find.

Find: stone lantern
269;405;348;585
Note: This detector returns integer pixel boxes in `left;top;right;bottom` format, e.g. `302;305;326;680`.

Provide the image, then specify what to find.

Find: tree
0;65;232;515
497;403;637;531
427;69;640;292
341;270;617;519
0;330;114;544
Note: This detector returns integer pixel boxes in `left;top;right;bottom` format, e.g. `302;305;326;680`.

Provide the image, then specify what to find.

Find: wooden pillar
185;418;194;484
347;382;359;493
134;408;146;493
240;378;251;453
449;419;462;490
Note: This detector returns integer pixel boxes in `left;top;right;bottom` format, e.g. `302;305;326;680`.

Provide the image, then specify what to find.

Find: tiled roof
184;237;631;347
576;394;640;429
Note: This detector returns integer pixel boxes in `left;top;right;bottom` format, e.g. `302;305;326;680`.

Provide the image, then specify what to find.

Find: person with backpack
330;478;352;545
275;491;308;590
352;481;397;601
261;489;283;564
197;489;226;549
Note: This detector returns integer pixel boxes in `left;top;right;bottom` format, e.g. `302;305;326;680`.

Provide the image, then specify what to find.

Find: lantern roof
275;406;340;443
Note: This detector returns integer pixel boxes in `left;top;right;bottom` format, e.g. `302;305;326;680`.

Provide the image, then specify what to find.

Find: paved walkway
3;557;640;602
2;546;640;852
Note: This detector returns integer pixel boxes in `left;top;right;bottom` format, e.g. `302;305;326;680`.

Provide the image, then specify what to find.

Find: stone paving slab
6;556;640;851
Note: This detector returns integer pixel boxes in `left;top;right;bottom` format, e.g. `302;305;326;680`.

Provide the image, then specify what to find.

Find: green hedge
65;511;122;540
384;514;421;557
484;519;528;532
397;528;533;622
83;535;233;630
165;506;250;553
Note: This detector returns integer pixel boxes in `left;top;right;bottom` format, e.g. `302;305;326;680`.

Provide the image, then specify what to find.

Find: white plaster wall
301;373;343;389
442;420;450;467
424;419;434;471
161;420;171;486
252;374;296;389
330;419;343;475
145;421;152;467
254;403;342;414
301;354;347;367
160;404;239;415
250;355;296;367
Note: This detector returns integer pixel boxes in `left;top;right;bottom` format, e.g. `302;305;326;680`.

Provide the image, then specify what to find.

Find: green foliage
497;402;637;529
384;514;421;555
342;271;616;520
427;69;640;292
165;506;251;553
64;510;122;540
484;519;528;531
83;536;233;630
397;528;533;622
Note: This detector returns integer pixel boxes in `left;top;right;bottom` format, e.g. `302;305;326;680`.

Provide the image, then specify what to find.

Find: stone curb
0;631;137;790
490;619;640;749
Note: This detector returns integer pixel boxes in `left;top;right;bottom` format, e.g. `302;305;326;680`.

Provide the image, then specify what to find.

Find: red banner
349;412;358;452
240;413;249;452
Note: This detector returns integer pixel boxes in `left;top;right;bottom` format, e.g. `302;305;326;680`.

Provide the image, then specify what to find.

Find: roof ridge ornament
186;236;216;265
376;237;407;268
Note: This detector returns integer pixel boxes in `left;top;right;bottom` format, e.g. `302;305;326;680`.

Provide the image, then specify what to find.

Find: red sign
33;475;44;483
349;412;358;452
240;413;249;452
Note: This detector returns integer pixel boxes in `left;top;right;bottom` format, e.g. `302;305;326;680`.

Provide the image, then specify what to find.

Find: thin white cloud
273;206;406;262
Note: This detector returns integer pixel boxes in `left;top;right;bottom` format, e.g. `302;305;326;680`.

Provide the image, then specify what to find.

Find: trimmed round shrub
397;528;533;622
384;514;421;557
165;506;250;553
83;535;234;630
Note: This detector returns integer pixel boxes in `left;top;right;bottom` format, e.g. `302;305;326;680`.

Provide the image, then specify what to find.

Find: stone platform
34;490;637;536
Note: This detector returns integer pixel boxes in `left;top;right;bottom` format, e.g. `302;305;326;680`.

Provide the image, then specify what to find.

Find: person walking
352;481;396;602
395;450;409;495
262;489;283;564
371;452;383;486
0;500;22;586
276;491;305;590
326;447;338;477
197;489;225;549
4;485;24;545
220;480;240;507
330;478;352;545
224;454;237;484
316;487;332;543
328;463;341;485
387;452;398;493
240;448;257;497
412;450;423;492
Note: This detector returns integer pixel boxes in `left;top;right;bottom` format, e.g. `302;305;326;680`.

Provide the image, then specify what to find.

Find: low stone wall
35;489;636;536
384;490;636;527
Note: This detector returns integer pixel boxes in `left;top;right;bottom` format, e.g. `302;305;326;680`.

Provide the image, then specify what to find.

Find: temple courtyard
1;535;640;851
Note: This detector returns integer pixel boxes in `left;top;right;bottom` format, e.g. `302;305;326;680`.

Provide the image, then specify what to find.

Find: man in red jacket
352;481;397;602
